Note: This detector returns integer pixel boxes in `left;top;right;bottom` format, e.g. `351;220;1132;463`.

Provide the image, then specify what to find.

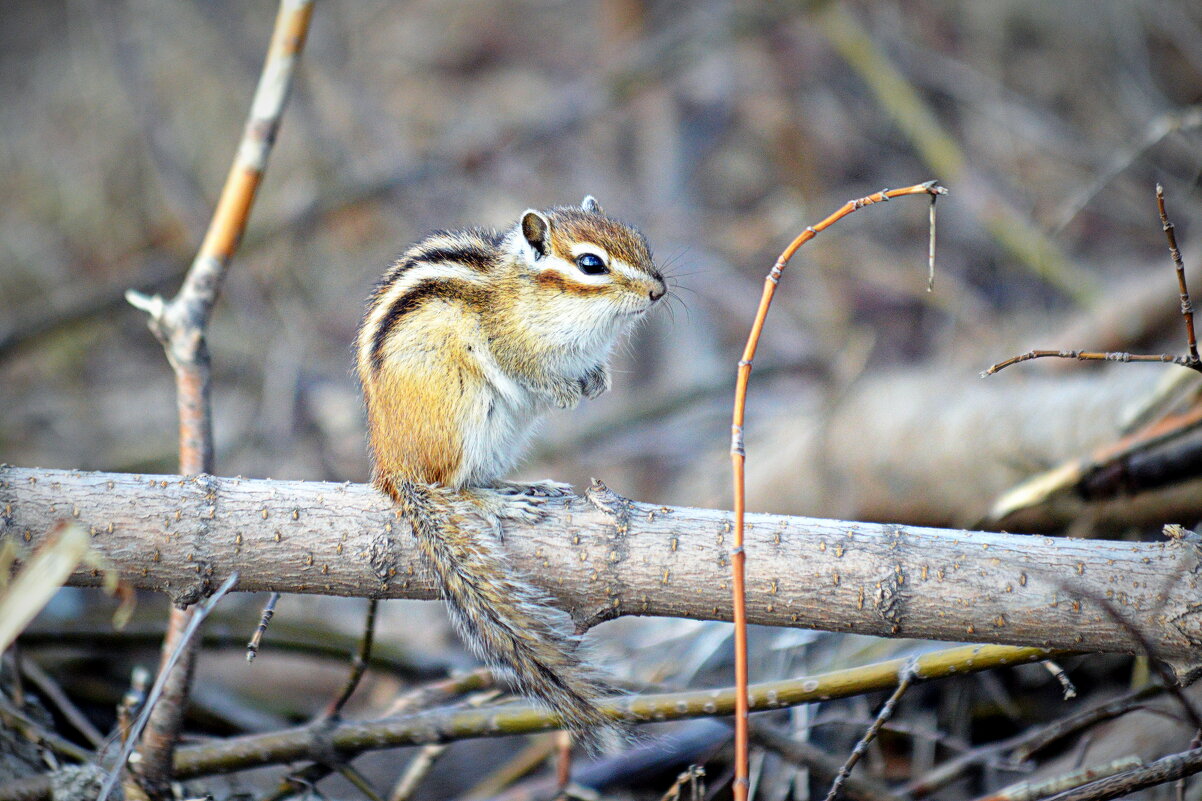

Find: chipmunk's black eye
575;253;608;275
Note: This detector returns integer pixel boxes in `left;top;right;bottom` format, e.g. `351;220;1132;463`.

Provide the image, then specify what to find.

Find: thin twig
1038;746;1202;801
1052;106;1202;234
985;186;1202;377
660;766;706;801
0;694;93;764
823;660;918;801
323;598;378;719
337;763;385;801
982;349;1193;376
18;658;105;748
1010;684;1165;763
903;684;1167;799
97;572;240;801
461;734;559;800
1042;660;1077;700
729;180;945;801
387;689;502;801
245;591;280;662
749;724;903;801
972;756;1144;801
1158;184;1200;364
388;745;448;801
556;730;573;794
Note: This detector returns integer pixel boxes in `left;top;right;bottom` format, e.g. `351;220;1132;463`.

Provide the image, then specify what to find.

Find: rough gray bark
3;465;1201;679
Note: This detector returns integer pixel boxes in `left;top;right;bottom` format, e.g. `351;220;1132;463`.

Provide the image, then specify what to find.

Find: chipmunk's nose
649;278;666;302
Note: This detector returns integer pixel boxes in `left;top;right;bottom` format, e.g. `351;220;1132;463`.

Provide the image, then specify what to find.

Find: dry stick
1042;659;1077;700
556;729;573;794
266;598;379;797
18;656;106;748
1009;685;1166;764
902;685;1166;799
1036;746;1202;801
120;1;314;796
245;591;280;662
661;766;706;801
388;745;449;801
461;735;559;800
0;693;94;764
323;598;379;718
823;660;918;801
749;724;902;801
387;691;501;801
337;763;385;801
971;756;1144;801
984;186;1202;377
729;181;946;801
97;572;240;801
1158;184;1200;365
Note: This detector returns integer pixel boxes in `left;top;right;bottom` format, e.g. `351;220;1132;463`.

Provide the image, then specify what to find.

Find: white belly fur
457;343;543;486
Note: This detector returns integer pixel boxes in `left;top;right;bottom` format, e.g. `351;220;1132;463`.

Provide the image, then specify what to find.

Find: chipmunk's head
508;196;665;321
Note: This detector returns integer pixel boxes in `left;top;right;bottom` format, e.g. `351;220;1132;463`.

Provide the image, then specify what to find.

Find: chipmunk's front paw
581;366;612;400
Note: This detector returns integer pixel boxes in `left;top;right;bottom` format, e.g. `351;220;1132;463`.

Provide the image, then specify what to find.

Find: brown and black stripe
363;229;499;372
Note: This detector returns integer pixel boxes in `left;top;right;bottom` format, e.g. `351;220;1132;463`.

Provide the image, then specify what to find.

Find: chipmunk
356;196;665;743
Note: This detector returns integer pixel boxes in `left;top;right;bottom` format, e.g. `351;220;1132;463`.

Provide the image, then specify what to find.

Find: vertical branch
729;182;945;801
123;2;315;797
1157;184;1199;364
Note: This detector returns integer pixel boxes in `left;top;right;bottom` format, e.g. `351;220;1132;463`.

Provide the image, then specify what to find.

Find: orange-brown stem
728;182;945;801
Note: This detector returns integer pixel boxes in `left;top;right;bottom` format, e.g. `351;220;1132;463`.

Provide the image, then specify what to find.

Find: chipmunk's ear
581;195;603;214
520;210;550;257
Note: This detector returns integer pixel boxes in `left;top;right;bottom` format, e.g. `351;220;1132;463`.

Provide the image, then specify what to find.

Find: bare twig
1010;685;1165;763
388;745;449;801
823;660;918;801
0;693;93;764
18;658;105;748
245;591;280;662
97;572;240;801
1158;184;1200;365
985;186;1202;377
1052;106;1202;234
729;181;945;801
750;724;903;801
322;598;378;719
660;766;706;801
1042;660;1077;700
123;1;314;795
461;735;559;800
1176;730;1202;801
971;756;1144;801
1037;746;1202;801
983;349;1194;376
386;689;501;801
813;3;1086;299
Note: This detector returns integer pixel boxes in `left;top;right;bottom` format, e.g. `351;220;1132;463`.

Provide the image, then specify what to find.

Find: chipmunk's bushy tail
380;477;622;748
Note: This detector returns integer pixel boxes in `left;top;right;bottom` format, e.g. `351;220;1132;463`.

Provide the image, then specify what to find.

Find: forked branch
985;185;1202;377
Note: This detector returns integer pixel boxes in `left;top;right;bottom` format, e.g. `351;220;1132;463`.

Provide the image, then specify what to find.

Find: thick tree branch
4;466;1201;680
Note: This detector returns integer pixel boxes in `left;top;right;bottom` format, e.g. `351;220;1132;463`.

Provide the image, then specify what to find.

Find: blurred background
4;1;1202;798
